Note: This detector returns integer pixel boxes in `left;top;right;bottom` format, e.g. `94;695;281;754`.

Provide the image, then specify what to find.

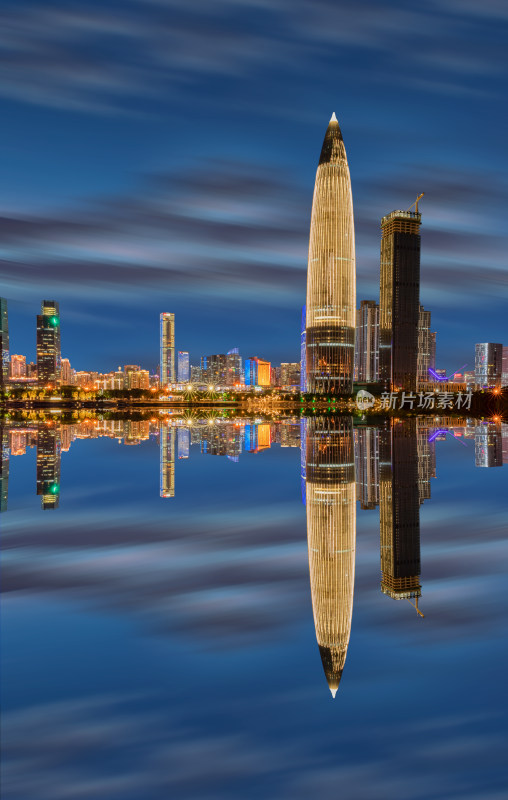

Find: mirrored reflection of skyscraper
36;301;61;385
160;422;176;497
36;425;61;509
160;313;175;387
379;420;421;607
354;426;379;509
306;115;356;395
475;423;503;467
1;422;9;512
305;417;356;697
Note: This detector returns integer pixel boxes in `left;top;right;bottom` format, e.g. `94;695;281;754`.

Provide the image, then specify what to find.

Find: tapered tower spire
306;115;356;394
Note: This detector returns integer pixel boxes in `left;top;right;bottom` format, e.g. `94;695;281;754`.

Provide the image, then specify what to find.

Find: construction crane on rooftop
407;193;424;213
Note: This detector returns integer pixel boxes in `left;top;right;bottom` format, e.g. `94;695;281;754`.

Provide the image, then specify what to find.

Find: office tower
306;114;356;395
379;420;421;606
300;305;307;392
36;301;61;385
0;298;9;386
355;300;379;383
244;357;271;387
160;422;175;497
36;425;61;509
190;364;202;384
61;358;72;385
177;428;190;459
226;348;243;387
353;426;379;509
178;351;190;382
201;354;228;386
271;366;281;387
417;306;432;385
305;417;356;697
379;204;422;391
502;346;508;387
0;423;8;512
280;363;301;388
10;354;27;379
160;313;175;386
475;423;503;467
416;418;436;503
475;343;503;388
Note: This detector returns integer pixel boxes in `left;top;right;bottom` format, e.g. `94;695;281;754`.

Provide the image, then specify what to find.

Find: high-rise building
61;358;72;385
429;331;436;374
244;357;271;387
36;425;61;509
300;305;307;392
10;354;27;379
160;313;175;386
177;428;190;459
417;306;432;385
379;207;421;391
160;422;175;497
0;298;9;387
306;114;356;395
305;417;356;697
280;362;301;388
379;420;421;606
36;301;61;385
502;346;508;387
201;354;228;386
177;351;190;382
226;348;243;387
355;300;379;383
190;364;202;384
475;343;503;388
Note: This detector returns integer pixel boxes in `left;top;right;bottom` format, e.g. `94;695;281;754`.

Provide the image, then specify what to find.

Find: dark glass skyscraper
36;301;61;385
1;297;10;387
355;300;379;383
379;209;421;391
306;114;356;395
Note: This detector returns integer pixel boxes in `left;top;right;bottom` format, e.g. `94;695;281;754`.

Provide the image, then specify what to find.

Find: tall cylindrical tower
306;114;356;394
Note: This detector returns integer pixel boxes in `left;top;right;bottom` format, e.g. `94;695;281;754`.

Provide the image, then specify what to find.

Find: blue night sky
1;0;507;372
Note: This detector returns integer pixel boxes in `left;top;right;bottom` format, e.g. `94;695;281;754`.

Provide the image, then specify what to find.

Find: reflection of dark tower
305;417;356;697
36;425;61;509
379;420;422;611
36;301;61;385
1;422;9;512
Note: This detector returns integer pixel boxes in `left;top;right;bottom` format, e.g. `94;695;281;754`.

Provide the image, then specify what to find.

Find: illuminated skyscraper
475;342;502;388
160;422;175;497
475;423;503;467
10;354;27;379
300;306;307;392
226;348;243;387
36;425;61;509
177;351;190;382
353;426;379;509
305;417;356;697
61;358;72;385
379;208;421;391
177;427;190;460
36;301;61;385
355;300;379;383
0;298;9;387
379;420;422;609
244;357;271;387
160;313;175;386
417;306;432;385
306;114;356;394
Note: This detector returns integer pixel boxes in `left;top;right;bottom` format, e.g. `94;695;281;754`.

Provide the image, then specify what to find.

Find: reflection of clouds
3;692;505;800
2;508;309;648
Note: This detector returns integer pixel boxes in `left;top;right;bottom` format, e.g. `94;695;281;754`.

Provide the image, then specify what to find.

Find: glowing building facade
160;313;175;387
305;417;356;697
475;342;502;388
0;298;9;387
36;301;61;385
178;351;190;383
160;422;175;497
244;357;271;387
36;425;61;509
306;114;356;395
